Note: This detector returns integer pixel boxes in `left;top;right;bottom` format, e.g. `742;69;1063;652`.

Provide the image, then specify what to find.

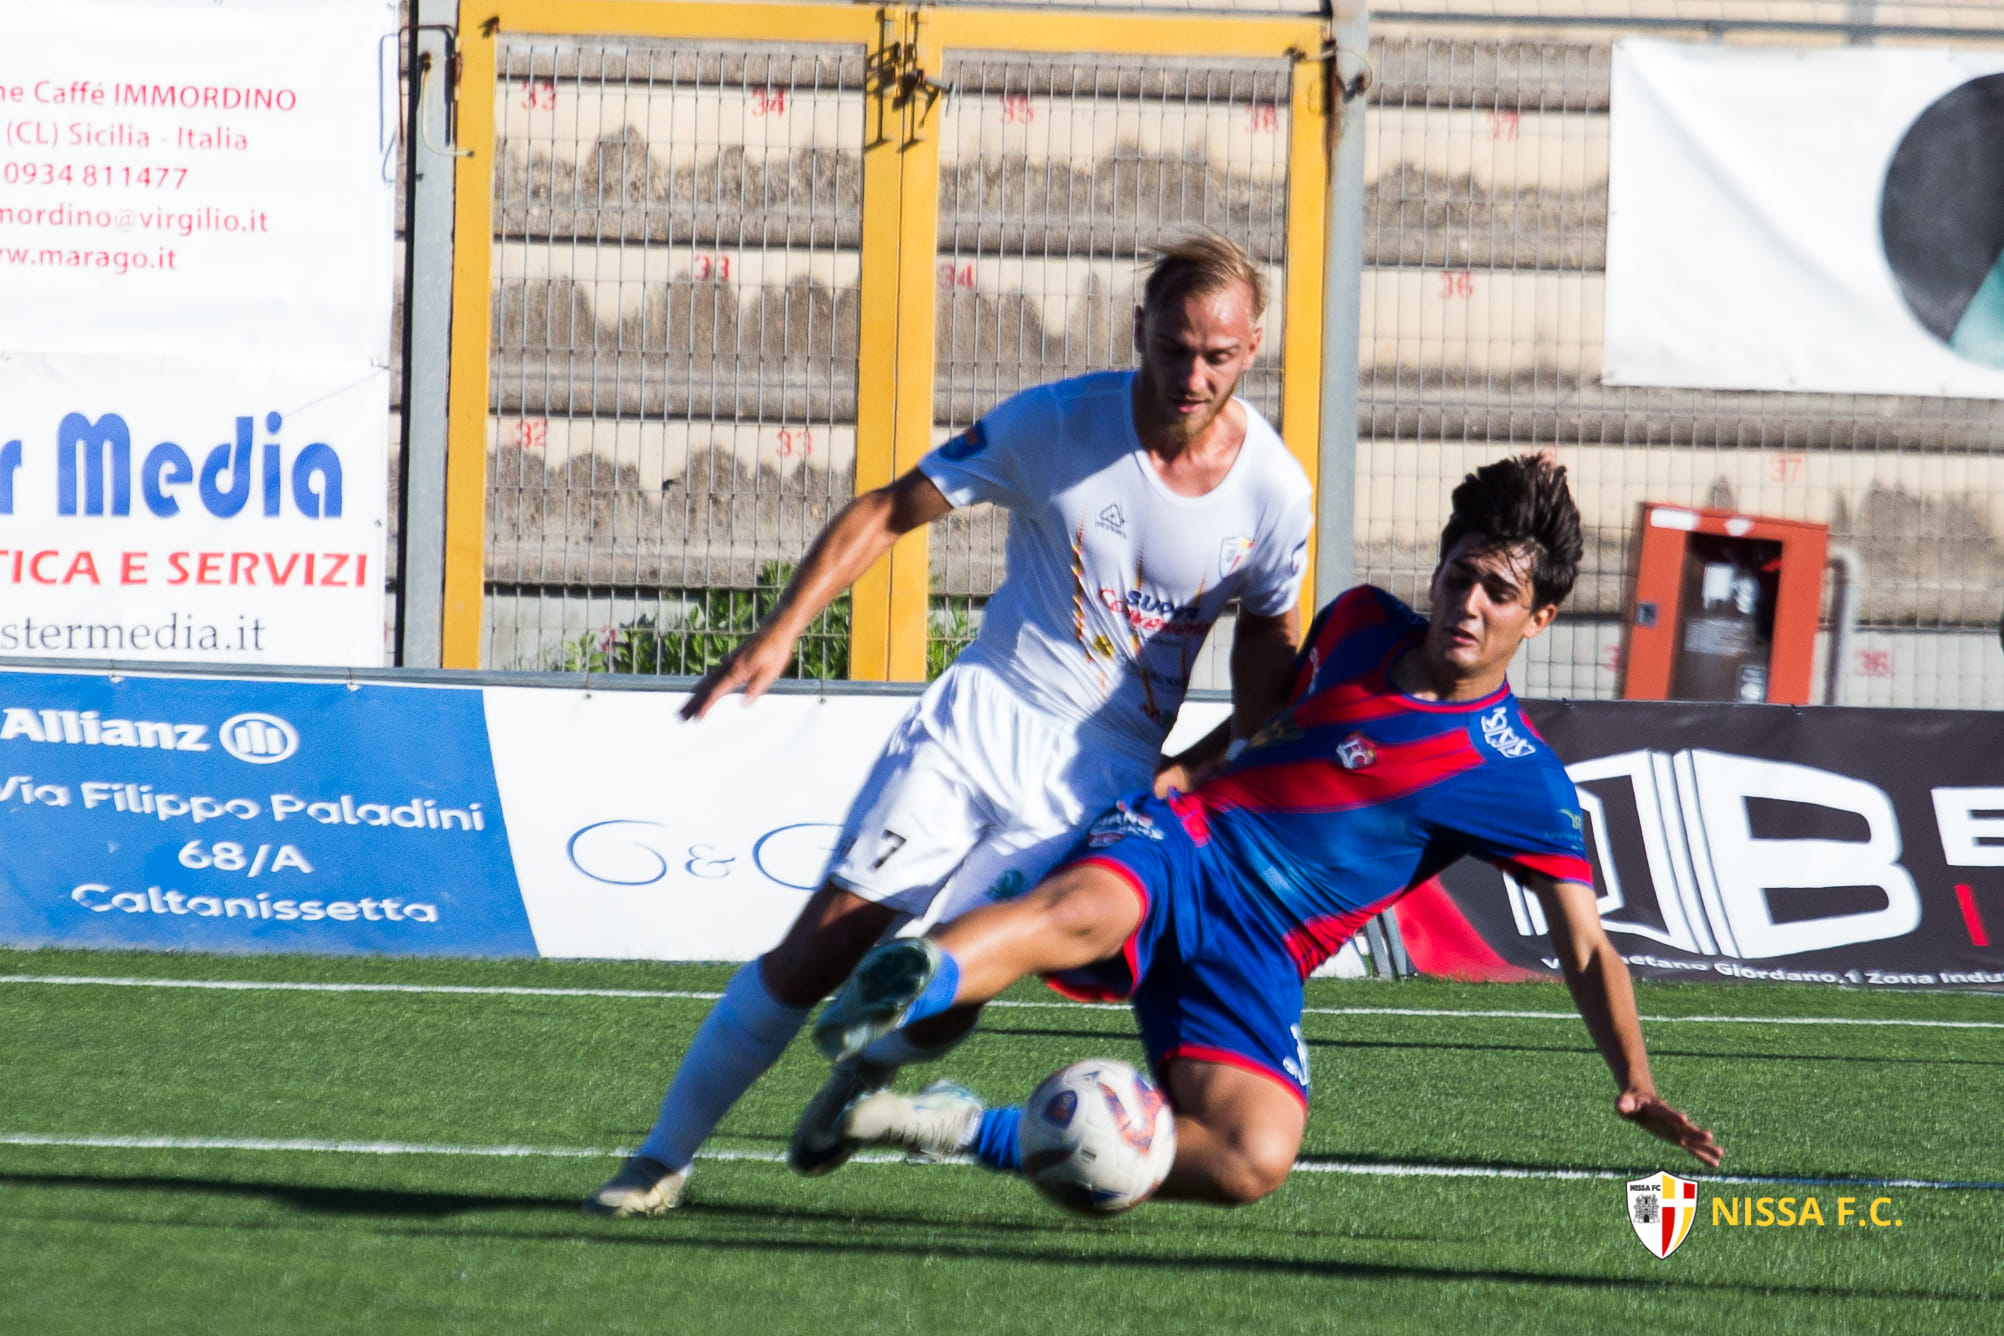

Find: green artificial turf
1;947;1999;1334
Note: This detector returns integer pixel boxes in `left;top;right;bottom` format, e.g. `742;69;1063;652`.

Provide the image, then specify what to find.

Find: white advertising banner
0;0;395;363
1603;40;2004;399
0;0;396;666
483;687;1234;962
0;355;389;665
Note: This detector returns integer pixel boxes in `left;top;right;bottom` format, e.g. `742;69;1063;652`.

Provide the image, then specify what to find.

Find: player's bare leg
813;863;1144;1062
1152;1058;1307;1206
762;884;901;1005
587;883;895;1214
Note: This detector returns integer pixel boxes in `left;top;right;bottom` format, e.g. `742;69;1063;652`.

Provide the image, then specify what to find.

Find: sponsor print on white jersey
920;371;1313;764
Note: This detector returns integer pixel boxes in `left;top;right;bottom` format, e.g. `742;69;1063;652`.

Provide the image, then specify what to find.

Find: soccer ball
1019;1059;1177;1214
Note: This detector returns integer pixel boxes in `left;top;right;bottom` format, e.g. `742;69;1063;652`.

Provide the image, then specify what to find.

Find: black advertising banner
1416;701;2004;990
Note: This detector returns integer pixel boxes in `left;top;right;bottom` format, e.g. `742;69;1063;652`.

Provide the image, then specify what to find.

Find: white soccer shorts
826;660;1158;922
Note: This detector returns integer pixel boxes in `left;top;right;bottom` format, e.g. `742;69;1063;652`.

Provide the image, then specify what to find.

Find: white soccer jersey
918;370;1313;767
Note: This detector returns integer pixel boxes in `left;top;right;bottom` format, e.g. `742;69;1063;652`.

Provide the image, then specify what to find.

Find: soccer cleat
787;1060;892;1177
813;937;944;1063
841;1080;985;1161
582;1155;689;1217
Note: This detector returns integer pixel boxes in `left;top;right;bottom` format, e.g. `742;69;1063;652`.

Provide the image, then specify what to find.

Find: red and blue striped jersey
1169;585;1592;975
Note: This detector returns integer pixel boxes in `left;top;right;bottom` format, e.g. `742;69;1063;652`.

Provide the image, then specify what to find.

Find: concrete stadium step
1355;377;2004;451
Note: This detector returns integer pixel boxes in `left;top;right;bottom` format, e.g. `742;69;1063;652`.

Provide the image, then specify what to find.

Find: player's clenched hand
679;627;798;721
1617;1089;1723;1169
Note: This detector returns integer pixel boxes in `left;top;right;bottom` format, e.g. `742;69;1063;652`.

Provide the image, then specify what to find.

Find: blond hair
1141;230;1266;320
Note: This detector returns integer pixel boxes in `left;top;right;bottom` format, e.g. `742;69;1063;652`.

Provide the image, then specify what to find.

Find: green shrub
554;562;850;679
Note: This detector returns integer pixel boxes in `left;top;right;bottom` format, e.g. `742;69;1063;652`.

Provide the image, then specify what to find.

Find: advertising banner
0;356;390;666
7;665;1998;990
483;686;928;961
0;0;396;666
0;0;395;363
1603;40;2004;399
0;667;533;955
1414;701;2004;990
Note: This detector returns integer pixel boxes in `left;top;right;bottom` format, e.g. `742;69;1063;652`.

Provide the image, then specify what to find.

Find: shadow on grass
3;1169;1997;1304
0;1170;566;1219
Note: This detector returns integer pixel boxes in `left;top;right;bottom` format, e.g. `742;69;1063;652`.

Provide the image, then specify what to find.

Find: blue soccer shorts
1044;795;1312;1108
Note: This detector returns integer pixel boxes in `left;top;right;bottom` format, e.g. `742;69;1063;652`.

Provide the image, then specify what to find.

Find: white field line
0;1132;1996;1192
4;973;2001;1031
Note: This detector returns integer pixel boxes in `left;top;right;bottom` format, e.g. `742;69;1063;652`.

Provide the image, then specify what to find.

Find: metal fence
483;41;866;675
447;3;1329;680
926;51;1299;675
437;0;2004;708
1356;10;2004;708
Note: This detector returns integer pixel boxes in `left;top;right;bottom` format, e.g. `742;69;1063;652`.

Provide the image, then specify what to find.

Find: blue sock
898;944;962;1027
973;1106;1023;1174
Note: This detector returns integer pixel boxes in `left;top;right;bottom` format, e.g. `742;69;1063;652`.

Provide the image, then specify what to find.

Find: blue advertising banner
0;669;534;955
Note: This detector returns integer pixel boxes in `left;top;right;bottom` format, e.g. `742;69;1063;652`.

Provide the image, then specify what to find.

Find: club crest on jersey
1218;535;1254;578
1627;1172;1699;1258
939;421;988;460
1334;732;1376;771
1086;801;1163;848
1479;706;1536;759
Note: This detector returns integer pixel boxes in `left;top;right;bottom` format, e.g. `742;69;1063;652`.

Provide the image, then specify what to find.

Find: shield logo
1626;1172;1698;1258
1218;535;1255;578
1334;732;1376;771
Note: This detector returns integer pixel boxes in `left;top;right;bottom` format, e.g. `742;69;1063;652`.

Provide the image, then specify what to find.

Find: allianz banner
0;668;534;955
1415;701;2004;990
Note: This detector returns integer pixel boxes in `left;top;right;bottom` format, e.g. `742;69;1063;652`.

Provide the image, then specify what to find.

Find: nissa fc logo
1628;1172;1699;1258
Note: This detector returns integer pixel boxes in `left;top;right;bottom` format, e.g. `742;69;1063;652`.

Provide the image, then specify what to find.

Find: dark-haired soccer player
810;454;1721;1204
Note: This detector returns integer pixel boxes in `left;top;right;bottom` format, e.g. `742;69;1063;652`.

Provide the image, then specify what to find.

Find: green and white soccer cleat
841;1080;985;1161
582;1156;689;1217
812;937;945;1063
787;1059;892;1176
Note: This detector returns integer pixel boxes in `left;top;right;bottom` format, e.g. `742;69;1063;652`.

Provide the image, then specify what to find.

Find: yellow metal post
882;7;945;681
1280;43;1330;621
440;16;498;668
848;7;913;681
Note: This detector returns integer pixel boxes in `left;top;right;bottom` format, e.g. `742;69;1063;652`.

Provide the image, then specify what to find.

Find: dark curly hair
1437;453;1583;609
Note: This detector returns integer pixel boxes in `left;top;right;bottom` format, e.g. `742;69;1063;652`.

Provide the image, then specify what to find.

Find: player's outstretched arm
680;470;952;720
1525;873;1724;1169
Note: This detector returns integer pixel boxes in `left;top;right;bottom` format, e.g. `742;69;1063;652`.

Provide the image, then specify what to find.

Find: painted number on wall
1769;453;1806;483
1000;93;1035;124
938;262;976;290
519;79;556;111
1248;103;1279;133
775;427;815;459
1487;110;1520;140
1856;649;1894;678
1438;270;1475;299
694;254;733;281
506;418;549;449
751;87;789;116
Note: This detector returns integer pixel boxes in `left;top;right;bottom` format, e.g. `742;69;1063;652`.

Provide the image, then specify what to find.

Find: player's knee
1031;869;1138;947
1208;1126;1298;1206
761;888;896;1005
1039;887;1107;942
